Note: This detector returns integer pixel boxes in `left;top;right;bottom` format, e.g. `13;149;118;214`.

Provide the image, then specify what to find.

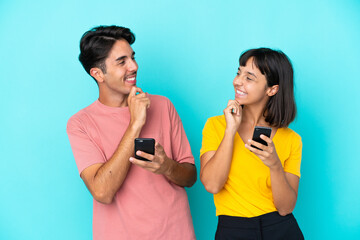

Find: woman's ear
267;85;279;97
90;67;105;83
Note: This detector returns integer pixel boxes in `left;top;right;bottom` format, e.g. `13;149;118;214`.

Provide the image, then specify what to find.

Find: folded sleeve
66;116;106;175
283;133;302;178
167;99;195;164
200;117;221;157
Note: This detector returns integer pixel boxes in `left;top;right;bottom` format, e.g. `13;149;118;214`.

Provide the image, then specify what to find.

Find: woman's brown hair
239;48;296;128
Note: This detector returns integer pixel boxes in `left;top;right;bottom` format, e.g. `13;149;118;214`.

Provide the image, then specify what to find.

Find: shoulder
203;115;226;133
277;127;302;144
206;115;226;126
147;94;172;109
148;94;170;104
66;101;97;131
147;94;176;115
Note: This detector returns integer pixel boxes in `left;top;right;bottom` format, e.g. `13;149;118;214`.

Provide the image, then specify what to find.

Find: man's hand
129;142;174;176
127;87;150;128
129;141;196;187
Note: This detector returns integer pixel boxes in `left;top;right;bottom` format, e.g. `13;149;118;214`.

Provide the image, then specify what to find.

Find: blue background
1;0;359;239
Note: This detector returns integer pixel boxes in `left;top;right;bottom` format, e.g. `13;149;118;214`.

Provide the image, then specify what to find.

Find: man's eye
118;61;125;65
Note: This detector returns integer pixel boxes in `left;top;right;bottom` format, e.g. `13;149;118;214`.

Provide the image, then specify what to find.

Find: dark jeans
215;212;304;240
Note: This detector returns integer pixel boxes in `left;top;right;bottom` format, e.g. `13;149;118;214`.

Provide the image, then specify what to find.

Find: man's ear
90;67;105;83
267;85;279;97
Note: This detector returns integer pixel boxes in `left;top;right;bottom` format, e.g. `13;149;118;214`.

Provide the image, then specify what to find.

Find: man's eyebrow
115;51;135;62
115;56;126;62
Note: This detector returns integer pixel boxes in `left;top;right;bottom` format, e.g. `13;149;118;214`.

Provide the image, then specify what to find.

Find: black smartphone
251;126;272;151
134;138;155;161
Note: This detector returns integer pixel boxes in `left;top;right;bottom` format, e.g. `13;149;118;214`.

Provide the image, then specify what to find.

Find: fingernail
129;157;134;162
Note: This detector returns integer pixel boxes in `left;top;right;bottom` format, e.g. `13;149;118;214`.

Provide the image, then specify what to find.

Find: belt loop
256;217;262;240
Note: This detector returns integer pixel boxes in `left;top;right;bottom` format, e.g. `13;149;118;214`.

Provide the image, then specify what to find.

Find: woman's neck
241;104;268;128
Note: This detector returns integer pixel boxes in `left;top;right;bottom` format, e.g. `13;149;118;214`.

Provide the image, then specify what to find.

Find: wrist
164;157;175;177
269;160;283;172
128;121;143;136
129;119;144;129
225;128;237;137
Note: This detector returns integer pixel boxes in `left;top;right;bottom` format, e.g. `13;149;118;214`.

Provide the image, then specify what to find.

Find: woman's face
233;57;275;106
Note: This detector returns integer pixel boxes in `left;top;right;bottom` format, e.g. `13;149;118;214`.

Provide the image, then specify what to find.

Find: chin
234;97;245;104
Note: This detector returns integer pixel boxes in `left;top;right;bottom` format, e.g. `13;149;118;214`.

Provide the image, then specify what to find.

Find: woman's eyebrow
247;71;257;78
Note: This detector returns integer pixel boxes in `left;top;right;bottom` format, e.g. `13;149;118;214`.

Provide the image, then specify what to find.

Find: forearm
164;162;196;187
91;123;142;203
200;130;235;193
270;165;298;215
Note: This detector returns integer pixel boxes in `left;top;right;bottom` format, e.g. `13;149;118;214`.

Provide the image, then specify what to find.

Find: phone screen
134;138;155;161
251;126;272;150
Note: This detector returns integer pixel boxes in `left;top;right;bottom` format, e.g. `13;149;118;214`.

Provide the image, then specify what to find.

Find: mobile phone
251;126;272;151
134;138;155;161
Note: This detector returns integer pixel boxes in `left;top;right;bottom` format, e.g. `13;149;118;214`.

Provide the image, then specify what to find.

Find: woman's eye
247;77;253;81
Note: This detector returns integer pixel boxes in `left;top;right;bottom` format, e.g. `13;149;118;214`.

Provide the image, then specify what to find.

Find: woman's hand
245;134;281;169
223;100;242;134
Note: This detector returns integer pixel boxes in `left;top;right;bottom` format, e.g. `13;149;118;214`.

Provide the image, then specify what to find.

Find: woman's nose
233;75;243;86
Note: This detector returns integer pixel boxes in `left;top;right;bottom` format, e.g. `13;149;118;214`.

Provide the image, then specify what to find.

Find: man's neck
98;93;129;107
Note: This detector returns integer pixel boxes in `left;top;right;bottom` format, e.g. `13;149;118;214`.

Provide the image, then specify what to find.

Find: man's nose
128;59;138;72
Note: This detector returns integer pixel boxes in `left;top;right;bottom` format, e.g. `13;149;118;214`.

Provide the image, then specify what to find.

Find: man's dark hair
79;25;135;79
239;48;296;128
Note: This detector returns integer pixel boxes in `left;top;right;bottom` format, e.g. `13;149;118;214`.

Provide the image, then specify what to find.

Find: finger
227;99;240;106
244;142;266;155
236;105;242;115
136;150;155;161
145;98;151;109
129;87;140;97
246;139;266;151
227;101;240;111
224;107;234;115
135;87;144;94
135;93;146;99
231;105;240;115
135;98;150;109
260;134;272;144
129;157;154;168
225;104;238;114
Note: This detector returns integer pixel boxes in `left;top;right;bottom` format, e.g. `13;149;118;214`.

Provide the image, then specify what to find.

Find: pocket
262;216;304;240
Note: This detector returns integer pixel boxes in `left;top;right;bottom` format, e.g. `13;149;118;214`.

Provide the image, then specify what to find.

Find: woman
200;48;304;239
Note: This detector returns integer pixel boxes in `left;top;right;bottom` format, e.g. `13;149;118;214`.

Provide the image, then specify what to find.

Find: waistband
218;212;294;229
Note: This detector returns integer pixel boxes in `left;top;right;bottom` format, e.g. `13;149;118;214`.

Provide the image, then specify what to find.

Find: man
67;25;197;240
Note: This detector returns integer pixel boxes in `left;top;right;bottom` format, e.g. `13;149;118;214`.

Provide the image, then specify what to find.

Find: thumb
155;141;164;153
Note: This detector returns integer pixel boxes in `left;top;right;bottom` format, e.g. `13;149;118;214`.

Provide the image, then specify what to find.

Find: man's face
101;39;138;96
